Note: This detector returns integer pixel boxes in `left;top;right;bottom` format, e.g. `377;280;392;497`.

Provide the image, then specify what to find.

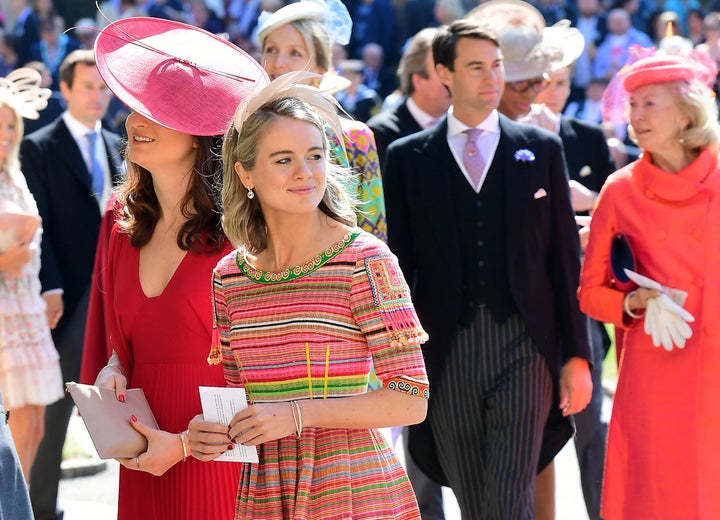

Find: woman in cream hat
0;67;63;484
188;70;429;520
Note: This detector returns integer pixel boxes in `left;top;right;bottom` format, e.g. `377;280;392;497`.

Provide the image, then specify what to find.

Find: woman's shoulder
340;117;372;135
343;229;392;259
214;248;240;273
604;160;637;189
340;118;376;150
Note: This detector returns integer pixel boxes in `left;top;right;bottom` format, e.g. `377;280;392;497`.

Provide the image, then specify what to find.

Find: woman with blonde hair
255;0;387;241
580;50;720;519
188;73;429;518
0;68;63;480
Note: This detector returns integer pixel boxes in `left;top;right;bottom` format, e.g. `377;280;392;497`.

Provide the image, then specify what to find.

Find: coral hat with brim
94;17;268;136
623;54;695;92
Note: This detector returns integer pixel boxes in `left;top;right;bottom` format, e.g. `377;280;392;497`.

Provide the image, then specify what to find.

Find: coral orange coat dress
578;148;720;519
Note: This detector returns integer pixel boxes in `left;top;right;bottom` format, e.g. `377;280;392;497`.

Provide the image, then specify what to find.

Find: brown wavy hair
117;135;226;254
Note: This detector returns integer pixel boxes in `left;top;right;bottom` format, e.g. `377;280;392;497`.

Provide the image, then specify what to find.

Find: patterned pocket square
533;188;547;199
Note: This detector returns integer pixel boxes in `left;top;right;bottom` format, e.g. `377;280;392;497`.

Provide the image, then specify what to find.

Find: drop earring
247;187;255;199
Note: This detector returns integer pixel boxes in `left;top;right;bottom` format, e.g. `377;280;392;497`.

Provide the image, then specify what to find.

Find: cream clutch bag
65;382;158;459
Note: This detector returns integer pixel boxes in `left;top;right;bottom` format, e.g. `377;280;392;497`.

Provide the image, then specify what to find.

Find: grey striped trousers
428;306;552;519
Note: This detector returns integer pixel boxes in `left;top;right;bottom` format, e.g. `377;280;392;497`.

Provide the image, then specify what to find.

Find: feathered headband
0;68;51;120
232;70;350;154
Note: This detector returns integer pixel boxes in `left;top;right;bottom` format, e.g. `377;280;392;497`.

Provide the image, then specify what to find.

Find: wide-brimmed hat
256;0;352;47
95;17;268;136
467;0;583;82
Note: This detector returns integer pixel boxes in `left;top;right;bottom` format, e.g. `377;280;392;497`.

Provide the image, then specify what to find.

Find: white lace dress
0;168;63;409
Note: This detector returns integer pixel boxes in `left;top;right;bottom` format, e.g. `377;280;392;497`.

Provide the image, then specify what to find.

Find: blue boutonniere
514;149;536;163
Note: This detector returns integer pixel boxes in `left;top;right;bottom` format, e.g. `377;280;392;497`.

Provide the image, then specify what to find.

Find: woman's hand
228;403;297;446
94;361;127;403
187;414;234;462
625;287;661;313
117;416;184;476
43;292;63;329
0;242;31;277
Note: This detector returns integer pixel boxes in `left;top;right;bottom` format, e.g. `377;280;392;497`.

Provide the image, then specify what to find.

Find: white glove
656;293;694;350
624;269;695;351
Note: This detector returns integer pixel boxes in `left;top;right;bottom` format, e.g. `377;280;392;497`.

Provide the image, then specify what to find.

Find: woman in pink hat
254;0;387;243
187;72;428;519
579;51;720;519
82;17;268;520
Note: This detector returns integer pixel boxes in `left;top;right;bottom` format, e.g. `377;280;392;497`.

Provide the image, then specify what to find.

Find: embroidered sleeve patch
365;254;412;310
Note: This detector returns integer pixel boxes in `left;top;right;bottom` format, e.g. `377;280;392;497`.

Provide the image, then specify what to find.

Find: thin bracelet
290;401;303;439
290;401;300;438
179;430;188;462
294;401;303;438
623;290;643;319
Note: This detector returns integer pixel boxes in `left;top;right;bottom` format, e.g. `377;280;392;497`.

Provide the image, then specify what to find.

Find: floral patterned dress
209;230;428;519
0;168;63;408
329;119;387;243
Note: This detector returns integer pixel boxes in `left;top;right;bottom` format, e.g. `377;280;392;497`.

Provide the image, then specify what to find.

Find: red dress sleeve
79;196;123;383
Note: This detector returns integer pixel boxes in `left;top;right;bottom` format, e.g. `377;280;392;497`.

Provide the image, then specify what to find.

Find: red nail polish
131;415;137;422
119;395;126;403
227;444;234;451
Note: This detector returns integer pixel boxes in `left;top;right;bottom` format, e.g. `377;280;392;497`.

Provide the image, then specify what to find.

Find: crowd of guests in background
2;1;720;520
1;0;720;138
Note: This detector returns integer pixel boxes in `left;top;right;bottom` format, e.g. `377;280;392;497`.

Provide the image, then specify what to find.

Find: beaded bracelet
623;290;643;319
179;430;188;462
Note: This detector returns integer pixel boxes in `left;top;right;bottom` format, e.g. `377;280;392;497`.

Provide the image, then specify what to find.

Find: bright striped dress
209;230;428;519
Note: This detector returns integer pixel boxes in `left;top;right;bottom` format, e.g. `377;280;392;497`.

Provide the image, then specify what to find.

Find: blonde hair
677;83;720;151
261;18;333;73
628;80;720;152
0;99;23;175
222;96;355;253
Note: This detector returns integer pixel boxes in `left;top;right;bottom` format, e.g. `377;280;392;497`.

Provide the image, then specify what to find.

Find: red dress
579;149;720;519
86;226;240;520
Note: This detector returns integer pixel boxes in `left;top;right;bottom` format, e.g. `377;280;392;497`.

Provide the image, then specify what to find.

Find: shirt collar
62;111;102;142
447;107;500;136
406;97;445;129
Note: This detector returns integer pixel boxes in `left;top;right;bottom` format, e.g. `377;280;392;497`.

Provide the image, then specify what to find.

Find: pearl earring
247;187;255;199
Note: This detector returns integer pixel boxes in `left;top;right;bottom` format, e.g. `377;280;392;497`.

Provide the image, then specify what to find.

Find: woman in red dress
79;18;267;519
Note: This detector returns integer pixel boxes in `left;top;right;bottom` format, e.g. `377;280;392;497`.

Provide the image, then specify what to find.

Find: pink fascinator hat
602;45;717;125
94;17;269;136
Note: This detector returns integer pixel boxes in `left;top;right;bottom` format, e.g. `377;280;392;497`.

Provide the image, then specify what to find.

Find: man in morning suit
368;27;451;167
534;64;615;520
368;26;452;520
20;49;123;520
383;20;592;518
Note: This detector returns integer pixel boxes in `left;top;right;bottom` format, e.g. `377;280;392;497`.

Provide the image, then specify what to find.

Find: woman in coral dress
188;76;429;519
82;17;268;519
579;53;720;519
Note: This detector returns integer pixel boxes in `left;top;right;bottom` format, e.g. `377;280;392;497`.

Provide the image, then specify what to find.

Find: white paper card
198;386;259;463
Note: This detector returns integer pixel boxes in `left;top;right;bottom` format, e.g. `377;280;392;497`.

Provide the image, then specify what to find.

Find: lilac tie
462;128;485;189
